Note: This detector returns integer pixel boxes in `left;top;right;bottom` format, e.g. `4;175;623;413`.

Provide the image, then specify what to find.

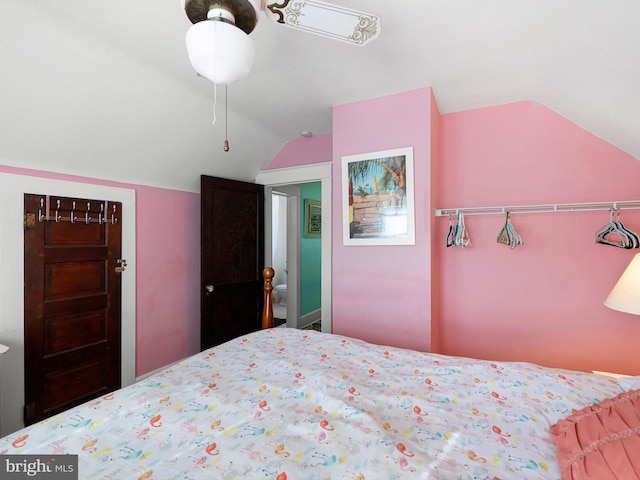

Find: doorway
272;183;322;329
256;163;332;334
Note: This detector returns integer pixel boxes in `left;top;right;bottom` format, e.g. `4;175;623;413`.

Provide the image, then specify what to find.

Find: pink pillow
550;389;640;479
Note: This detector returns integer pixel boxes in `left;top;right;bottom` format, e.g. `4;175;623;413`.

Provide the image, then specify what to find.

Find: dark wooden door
24;194;122;425
201;176;264;350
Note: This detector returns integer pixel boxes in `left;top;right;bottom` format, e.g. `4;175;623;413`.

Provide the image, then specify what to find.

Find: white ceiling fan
181;0;381;84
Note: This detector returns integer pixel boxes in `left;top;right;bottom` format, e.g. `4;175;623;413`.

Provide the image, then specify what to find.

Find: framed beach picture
304;198;321;238
342;147;415;245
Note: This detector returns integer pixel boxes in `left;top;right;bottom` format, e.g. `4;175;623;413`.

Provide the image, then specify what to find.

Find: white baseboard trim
299;309;321;329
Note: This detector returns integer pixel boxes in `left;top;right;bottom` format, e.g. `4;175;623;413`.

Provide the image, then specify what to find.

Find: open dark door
200;176;264;350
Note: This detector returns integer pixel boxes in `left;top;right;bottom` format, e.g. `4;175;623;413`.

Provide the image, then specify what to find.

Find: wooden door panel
24;194;121;425
46;222;105;244
201;176;264;350
203;282;262;347
43;295;107;318
44;310;107;355
211;189;260;283
46;246;108;262
44;359;108;413
45;261;107;300
209;302;261;346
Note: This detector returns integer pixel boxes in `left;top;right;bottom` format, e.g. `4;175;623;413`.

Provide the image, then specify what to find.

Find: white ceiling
1;1;639;193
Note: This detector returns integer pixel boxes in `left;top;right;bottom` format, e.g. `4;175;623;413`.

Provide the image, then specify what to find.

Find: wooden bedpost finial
262;267;275;329
263;266;274;283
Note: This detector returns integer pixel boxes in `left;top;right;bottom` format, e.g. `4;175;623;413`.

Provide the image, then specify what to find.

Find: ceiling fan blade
264;0;380;46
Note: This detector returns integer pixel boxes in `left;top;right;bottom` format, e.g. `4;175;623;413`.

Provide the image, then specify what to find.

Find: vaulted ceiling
2;1;638;192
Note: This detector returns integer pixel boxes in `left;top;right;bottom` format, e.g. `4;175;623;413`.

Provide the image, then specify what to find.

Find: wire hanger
497;211;524;249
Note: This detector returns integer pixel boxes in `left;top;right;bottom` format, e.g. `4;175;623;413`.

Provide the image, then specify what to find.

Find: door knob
205;284;215;295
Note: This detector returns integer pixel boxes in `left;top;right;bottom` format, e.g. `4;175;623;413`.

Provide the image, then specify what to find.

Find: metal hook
609;207;619;223
70;201;76;224
55;200;61;222
85;202;91;224
38;197;45;222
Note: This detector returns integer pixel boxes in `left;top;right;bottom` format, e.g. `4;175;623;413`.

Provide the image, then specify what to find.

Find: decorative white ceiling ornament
264;0;380;46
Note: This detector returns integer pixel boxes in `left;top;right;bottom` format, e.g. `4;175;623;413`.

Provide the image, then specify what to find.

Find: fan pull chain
211;83;230;152
224;85;229;152
212;82;217;125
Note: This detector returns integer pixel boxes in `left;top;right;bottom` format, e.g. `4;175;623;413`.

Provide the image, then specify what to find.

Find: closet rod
435;200;640;217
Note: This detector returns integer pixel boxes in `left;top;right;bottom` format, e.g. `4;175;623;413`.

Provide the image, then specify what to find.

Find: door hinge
115;258;128;274
24;402;36;424
24;212;36;230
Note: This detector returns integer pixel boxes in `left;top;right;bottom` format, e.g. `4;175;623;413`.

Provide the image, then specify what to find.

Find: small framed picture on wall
304;198;321;238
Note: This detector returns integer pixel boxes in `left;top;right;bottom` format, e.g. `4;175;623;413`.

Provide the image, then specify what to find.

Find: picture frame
304;198;321;238
342;146;415;245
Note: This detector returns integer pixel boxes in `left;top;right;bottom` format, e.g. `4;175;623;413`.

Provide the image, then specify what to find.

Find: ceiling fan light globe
185;20;255;84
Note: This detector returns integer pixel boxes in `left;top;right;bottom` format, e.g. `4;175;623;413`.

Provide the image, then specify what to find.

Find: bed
1;269;639;479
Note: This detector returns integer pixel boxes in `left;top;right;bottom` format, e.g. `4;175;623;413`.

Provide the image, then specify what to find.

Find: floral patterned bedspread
0;328;622;479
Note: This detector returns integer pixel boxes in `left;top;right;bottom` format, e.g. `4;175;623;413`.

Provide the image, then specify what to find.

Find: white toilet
275;284;287;305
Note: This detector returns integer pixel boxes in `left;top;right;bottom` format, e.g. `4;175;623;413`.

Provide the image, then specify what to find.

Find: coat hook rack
36;196;118;225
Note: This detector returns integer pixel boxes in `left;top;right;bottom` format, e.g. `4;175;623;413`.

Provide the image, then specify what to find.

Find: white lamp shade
186;20;254;84
604;253;640;315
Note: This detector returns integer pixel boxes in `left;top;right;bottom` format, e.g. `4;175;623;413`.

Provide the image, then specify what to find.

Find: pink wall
266;96;640;375
135;186;200;374
8;91;640;379
0;166;201;377
331;88;436;351
437;101;640;375
266;133;333;169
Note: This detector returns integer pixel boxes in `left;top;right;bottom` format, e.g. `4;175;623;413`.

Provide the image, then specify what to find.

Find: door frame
256;163;332;333
0;173;136;436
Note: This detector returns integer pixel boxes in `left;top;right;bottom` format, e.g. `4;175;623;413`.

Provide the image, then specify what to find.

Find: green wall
299;182;321;316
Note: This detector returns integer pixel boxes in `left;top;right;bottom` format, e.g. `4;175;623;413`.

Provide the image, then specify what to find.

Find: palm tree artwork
347;154;409;239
